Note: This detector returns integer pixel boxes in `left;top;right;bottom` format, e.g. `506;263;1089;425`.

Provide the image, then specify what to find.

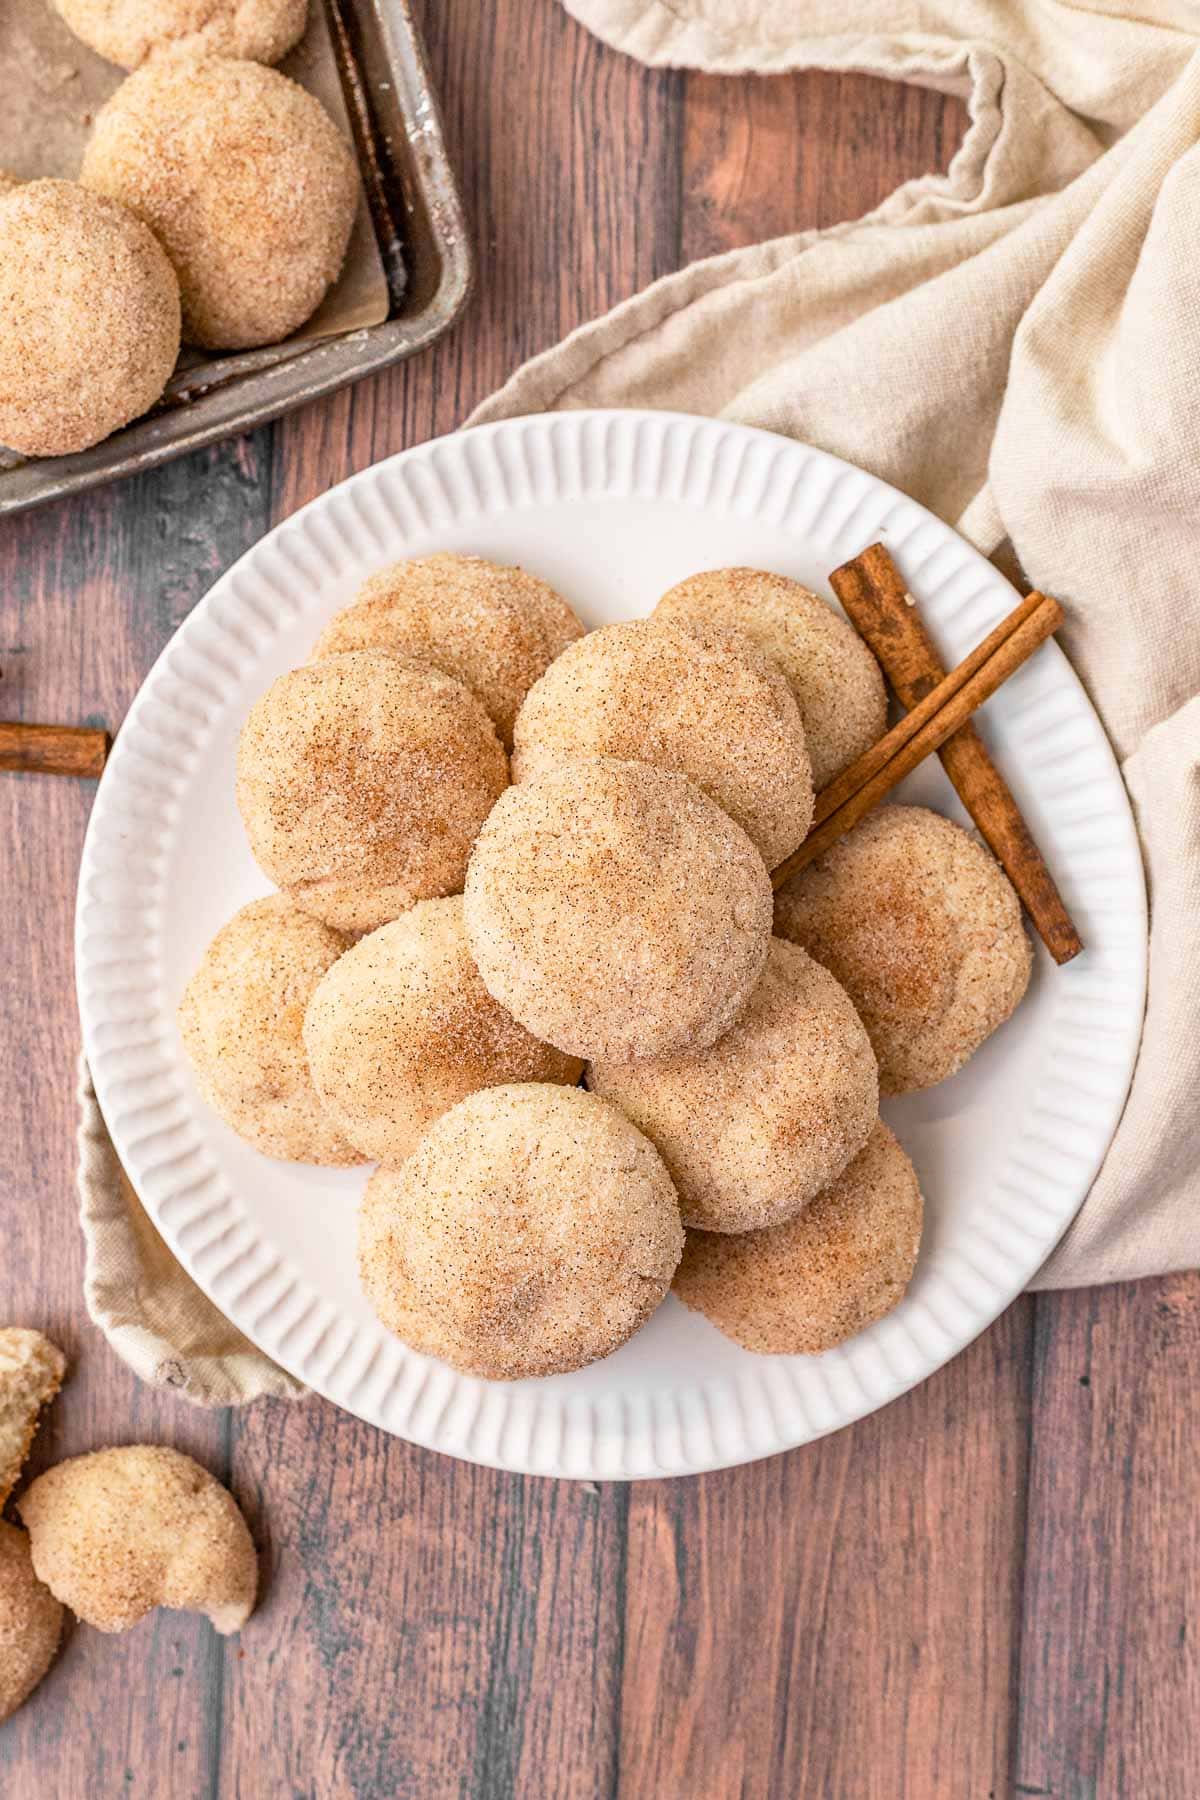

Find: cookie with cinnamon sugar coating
81;54;357;349
178;895;366;1165
236;651;508;934
588;938;878;1233
464;758;773;1062
774;805;1032;1094
511;618;813;867
19;1446;257;1635
359;1084;683;1379
312;553;584;747
53;0;307;67
655;566;886;789
303;896;582;1164
0;1523;62;1722
674;1122;923;1354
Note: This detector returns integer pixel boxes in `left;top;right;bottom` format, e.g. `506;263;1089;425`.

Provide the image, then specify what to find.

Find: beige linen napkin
80;0;1200;1402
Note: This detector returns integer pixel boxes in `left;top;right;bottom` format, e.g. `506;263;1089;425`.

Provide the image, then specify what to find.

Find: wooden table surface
2;4;1198;1795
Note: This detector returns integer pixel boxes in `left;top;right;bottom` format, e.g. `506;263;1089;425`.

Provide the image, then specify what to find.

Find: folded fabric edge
77;1054;307;1408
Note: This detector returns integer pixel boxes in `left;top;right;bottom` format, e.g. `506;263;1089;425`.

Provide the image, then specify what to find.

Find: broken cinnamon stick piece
829;543;1083;965
0;722;109;779
772;592;1064;890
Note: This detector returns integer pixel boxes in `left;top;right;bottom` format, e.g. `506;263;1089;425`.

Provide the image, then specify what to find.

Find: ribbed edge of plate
77;411;1147;1478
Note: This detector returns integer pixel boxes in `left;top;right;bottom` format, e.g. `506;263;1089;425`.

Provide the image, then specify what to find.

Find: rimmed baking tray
0;0;471;519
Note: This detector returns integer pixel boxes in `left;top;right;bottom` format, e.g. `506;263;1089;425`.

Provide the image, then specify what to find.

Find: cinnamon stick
810;587;1051;830
0;722;109;779
772;592;1064;890
829;543;1083;965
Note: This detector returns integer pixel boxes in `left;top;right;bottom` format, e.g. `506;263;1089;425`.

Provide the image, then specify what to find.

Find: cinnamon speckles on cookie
81;53;357;350
358;1084;684;1379
674;1122;923;1354
774;805;1032;1093
178;895;367;1165
303;895;582;1163
656;567;887;789
589;938;878;1233
0;180;180;457
236;650;509;934
313;554;584;747
511;618;813;866
464;757;773;1061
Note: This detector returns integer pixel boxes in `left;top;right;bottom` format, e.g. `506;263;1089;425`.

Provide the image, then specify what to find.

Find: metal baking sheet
0;0;472;518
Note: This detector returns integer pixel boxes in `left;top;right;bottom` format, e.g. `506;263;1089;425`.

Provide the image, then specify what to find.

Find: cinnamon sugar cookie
774;805;1032;1093
313;553;584;747
304;896;582;1164
512;618;813;866
359;1084;683;1379
0;1524;62;1721
589;938;878;1232
20;1446;257;1636
178;895;366;1165
237;651;508;934
53;0;307;67
0;1331;67;1509
82;54;357;349
655;567;886;788
0;180;179;456
674;1122;923;1354
464;757;773;1061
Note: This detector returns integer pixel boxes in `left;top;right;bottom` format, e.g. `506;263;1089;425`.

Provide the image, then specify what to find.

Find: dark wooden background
2;3;1198;1794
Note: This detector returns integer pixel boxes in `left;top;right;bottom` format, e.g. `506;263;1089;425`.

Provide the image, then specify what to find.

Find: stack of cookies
180;554;1033;1379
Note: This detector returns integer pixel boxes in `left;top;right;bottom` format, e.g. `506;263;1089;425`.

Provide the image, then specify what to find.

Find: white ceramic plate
77;410;1147;1479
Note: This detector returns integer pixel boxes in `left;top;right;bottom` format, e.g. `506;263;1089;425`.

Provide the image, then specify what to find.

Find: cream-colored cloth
79;0;1200;1403
78;1061;304;1404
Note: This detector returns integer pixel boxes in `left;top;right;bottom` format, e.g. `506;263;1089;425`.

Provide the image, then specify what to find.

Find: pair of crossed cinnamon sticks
772;543;1083;965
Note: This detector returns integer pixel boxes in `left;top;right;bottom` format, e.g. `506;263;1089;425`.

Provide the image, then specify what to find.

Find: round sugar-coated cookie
589;937;878;1233
178;894;366;1164
359;1084;684;1378
53;0;307;68
82;53;357;349
673;1122;923;1354
511;618;813;867
655;567;887;789
0;179;179;456
236;651;508;934
464;757;773;1062
312;553;585;747
303;895;582;1164
774;805;1032;1093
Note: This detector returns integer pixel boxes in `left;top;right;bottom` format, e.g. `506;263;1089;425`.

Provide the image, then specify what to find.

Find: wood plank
618;1305;1032;1799
224;1408;628;1799
682;65;965;260
1016;1278;1200;1798
0;440;272;1794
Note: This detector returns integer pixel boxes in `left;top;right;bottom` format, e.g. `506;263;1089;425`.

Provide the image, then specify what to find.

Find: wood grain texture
0;445;266;1794
681;65;964;260
618;1308;1032;1800
0;4;1191;1798
1016;1276;1200;1799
